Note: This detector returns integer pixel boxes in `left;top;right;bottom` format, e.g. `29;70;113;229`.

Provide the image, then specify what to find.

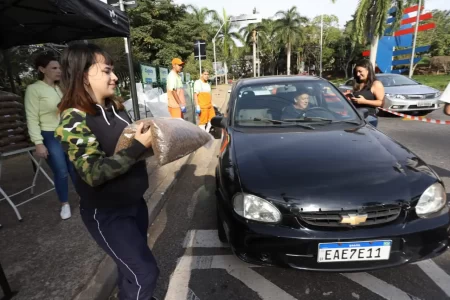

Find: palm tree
274;7;309;75
354;0;421;69
211;8;243;81
256;19;280;75
186;5;216;40
239;22;266;76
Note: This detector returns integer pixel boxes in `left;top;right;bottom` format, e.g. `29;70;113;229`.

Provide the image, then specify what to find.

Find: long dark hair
34;53;58;80
353;59;376;91
58;43;123;114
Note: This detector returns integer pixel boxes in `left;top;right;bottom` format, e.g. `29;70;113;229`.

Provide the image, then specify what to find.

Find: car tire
215;168;228;243
216;205;228;243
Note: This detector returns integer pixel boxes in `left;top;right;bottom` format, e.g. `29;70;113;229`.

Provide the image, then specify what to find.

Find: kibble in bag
115;117;213;166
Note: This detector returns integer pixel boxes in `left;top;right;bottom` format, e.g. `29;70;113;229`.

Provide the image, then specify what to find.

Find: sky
174;0;449;28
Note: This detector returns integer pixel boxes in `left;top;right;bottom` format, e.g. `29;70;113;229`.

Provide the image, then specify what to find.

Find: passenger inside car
281;93;310;119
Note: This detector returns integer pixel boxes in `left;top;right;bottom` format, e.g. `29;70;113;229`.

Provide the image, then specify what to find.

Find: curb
73;86;229;300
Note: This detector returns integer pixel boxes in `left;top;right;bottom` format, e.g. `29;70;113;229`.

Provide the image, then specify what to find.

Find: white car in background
338;74;442;115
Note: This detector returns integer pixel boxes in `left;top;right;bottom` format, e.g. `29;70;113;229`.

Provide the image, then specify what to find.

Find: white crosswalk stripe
165;229;450;300
183;230;227;248
342;272;421;300
416;260;450;297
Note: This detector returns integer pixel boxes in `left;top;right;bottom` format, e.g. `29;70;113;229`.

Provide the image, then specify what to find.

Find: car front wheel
216;205;228;243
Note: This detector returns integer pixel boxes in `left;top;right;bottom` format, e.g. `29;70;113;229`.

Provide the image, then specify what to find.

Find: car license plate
317;240;392;263
417;101;432;107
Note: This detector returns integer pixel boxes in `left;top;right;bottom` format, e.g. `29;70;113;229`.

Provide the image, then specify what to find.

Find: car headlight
386;93;406;100
233;193;282;223
416;183;447;218
434;91;442;98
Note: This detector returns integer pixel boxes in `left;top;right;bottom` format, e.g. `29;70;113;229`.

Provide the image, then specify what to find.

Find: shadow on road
429;165;450;179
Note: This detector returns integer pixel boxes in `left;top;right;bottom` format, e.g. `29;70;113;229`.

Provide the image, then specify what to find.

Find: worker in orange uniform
167;58;186;118
194;69;215;131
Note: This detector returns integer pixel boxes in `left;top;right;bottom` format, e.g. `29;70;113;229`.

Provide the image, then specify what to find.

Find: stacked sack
0;91;33;154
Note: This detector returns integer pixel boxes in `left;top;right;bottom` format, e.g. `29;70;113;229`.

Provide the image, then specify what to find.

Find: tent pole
124;37;140;120
2;49;17;95
119;0;140;121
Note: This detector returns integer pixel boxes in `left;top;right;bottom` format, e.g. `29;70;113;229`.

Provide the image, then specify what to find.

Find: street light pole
213;20;227;87
253;30;257;78
409;0;422;78
213;38;218;86
320;14;323;78
212;15;262;85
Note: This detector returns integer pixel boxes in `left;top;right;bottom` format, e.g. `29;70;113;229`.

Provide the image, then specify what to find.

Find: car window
345;79;354;86
377;75;419;87
233;80;359;127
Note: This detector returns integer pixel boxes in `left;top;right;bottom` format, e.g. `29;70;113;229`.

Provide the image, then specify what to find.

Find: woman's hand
134;123;152;148
351;95;366;104
343;90;352;96
35;144;48;159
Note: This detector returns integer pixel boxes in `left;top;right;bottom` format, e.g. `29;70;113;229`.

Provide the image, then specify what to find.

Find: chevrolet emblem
340;213;368;225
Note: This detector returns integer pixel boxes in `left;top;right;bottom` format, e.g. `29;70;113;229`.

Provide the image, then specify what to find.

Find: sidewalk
0;84;230;300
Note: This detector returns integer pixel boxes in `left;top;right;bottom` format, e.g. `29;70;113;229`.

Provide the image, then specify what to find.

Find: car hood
385;84;438;95
233;126;438;210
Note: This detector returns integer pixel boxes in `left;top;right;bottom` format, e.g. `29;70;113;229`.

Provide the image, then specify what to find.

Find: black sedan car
212;75;449;272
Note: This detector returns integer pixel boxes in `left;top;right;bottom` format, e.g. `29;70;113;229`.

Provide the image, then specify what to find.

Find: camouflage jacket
54;108;146;187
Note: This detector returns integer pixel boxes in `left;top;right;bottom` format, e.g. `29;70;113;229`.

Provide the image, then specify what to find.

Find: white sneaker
60;204;72;220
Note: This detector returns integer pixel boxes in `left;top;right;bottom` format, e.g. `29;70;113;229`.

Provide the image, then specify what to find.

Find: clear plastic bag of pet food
115;117;213;166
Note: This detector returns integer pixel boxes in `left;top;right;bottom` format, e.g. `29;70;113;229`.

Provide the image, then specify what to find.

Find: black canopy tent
0;1;141;298
0;0;140;119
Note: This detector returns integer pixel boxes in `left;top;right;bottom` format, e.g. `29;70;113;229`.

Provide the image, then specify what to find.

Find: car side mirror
211;116;227;129
357;108;369;119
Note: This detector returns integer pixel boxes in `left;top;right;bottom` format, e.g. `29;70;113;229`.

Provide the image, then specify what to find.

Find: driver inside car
281;93;310;119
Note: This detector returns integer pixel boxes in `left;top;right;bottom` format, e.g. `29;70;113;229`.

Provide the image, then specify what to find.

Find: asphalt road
147;108;450;300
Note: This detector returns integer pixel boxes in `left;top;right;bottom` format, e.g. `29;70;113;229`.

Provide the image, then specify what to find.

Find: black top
353;85;377;115
281;105;307;119
67;102;148;209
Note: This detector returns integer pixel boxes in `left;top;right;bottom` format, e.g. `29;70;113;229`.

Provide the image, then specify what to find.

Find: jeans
80;199;159;300
41;131;77;203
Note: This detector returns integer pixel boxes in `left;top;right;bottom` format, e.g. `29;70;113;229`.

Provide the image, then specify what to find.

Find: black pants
80;199;159;300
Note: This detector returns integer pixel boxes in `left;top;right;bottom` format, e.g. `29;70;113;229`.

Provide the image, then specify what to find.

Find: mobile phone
347;93;356;98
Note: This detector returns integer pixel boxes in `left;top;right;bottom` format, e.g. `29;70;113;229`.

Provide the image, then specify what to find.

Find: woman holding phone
55;43;159;300
344;59;385;116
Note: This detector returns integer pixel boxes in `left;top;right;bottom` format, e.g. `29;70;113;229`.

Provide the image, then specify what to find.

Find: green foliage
183;54;214;80
413;74;450;90
2;0;450;94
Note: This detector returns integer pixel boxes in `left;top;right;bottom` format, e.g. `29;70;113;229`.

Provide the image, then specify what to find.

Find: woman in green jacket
24;53;77;220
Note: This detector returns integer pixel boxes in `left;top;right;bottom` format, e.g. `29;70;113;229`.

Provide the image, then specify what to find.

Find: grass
412;75;450;91
329;74;450;91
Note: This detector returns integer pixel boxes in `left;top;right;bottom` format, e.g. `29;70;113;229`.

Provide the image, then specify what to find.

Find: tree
210;8;243;80
186;5;216;40
274;7;309;75
258;19;281;75
332;19;364;78
353;0;419;69
310;15;341;70
239;21;266;76
127;0;199;66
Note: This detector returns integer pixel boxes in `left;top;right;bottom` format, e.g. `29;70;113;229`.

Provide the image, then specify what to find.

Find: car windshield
377;75;419;87
234;80;360;127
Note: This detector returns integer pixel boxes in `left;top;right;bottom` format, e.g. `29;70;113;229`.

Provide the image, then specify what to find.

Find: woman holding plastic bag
54;43;159;300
